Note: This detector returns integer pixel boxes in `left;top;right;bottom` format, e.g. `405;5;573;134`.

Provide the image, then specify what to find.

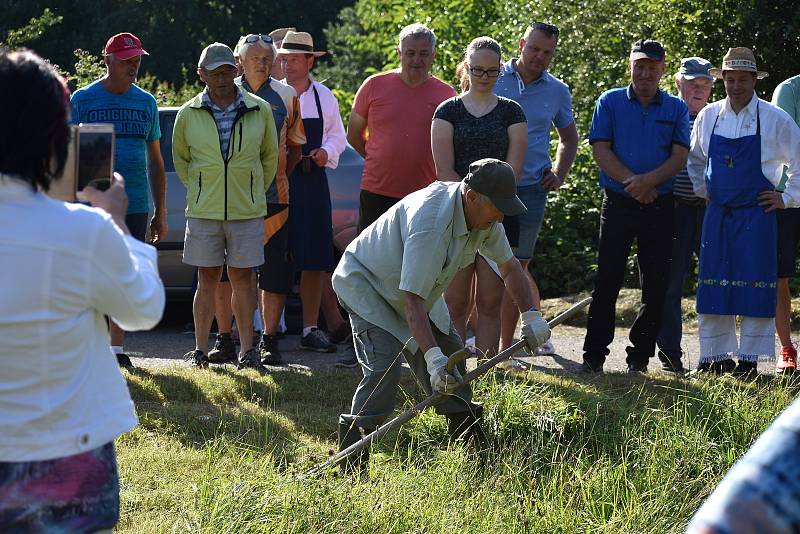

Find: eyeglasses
468;65;501;78
530;20;559;36
244;34;273;44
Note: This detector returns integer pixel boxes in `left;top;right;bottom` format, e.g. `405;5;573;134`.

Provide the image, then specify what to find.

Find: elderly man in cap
582;39;690;374
172;42;278;371
332;158;551;470
772;72;800;375
70;32;168;369
654;57;715;374
278;31;349;353
688;48;800;377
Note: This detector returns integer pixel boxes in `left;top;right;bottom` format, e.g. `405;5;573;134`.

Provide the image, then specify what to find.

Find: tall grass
116;366;797;533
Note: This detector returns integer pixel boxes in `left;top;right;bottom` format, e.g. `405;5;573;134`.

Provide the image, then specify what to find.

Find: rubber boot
337;421;370;475
446;402;485;446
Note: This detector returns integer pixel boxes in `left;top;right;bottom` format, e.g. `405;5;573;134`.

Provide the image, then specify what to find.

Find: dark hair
456;36;501;92
0;48;70;191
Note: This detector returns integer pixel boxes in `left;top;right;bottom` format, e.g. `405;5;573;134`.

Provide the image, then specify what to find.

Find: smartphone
48;123;115;202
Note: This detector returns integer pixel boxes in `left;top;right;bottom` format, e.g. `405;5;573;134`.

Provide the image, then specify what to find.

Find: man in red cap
70;32;168;369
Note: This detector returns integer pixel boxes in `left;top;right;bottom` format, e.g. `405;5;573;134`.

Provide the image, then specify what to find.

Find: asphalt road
123;302;782;376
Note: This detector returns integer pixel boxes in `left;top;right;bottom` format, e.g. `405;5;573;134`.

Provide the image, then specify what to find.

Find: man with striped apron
688;48;800;377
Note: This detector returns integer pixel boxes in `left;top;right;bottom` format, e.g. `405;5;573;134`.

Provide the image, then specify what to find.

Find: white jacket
0;175;165;461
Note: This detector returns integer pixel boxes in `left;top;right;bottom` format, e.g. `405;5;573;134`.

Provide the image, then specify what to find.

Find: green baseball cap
198;42;236;70
463;158;527;216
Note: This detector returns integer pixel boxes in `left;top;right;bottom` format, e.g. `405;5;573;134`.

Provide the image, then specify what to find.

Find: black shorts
126;213;148;242
502;214;520;248
358;189;401;233
258;203;293;294
777;208;800;278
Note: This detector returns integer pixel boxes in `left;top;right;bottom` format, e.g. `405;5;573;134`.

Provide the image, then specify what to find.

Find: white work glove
424;347;463;394
520;310;551;354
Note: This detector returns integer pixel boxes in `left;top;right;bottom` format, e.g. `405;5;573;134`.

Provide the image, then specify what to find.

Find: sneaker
208;334;236;363
327;323;352;344
657;350;686;374
237;348;267;373
116;352;134;369
578;360;603;374
184;349;209;369
335;353;359;368
627;363;648;375
732;360;758;380
300;328;336;353
777;345;797;375
259;334;283;365
535;339;556;356
689;358;736;377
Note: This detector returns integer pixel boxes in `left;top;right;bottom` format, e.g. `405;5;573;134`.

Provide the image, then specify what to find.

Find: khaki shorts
182;217;264;268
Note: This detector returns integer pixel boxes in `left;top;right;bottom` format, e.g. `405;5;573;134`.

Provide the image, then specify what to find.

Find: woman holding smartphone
431;36;528;357
0;49;164;532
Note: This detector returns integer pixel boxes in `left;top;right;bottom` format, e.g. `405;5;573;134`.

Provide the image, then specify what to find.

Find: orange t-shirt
352;71;455;199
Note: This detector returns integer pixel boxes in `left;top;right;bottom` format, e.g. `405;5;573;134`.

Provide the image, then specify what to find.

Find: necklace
463;95;496;118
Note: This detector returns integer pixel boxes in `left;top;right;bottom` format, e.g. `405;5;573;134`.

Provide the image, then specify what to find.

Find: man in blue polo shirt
581;39;690;374
493;20;579;357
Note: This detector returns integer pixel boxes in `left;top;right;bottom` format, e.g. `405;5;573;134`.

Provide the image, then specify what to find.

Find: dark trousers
357;189;401;233
583;190;674;368
656;201;705;360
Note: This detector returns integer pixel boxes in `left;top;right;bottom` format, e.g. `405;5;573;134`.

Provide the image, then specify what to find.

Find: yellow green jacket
172;90;278;220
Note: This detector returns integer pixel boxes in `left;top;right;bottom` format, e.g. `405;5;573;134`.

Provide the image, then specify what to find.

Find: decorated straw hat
277;31;326;57
709;47;768;79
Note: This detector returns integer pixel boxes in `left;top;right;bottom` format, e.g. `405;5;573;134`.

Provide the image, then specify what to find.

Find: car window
159;110;176;172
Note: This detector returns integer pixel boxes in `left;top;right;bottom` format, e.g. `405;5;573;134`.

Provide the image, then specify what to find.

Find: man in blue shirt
582;39;690;374
70;33;168;368
493;21;579;357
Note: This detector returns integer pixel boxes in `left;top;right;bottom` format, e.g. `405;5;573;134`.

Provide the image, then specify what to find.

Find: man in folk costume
688;48;800;377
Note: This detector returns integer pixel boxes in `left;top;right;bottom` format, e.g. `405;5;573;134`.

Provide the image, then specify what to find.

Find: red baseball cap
104;32;149;60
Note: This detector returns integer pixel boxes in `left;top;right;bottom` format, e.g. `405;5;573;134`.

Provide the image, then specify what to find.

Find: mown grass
116;364;798;533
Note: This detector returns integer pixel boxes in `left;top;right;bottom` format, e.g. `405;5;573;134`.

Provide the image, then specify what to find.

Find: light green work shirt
773;74;800;190
332;181;514;353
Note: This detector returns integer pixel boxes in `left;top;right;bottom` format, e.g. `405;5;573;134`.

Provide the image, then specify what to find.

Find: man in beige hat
688;47;800;378
278;31;349;353
268;27;295;80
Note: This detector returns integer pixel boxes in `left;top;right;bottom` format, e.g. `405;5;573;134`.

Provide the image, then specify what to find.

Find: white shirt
688;94;800;207
289;76;347;169
0;176;165;461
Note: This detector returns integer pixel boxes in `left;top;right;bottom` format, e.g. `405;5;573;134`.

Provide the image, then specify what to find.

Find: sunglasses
530;21;559;36
468;65;502;78
244;34;273;44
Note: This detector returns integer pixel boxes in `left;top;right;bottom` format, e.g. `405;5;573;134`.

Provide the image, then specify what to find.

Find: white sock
302;326;317;337
111;345;123;355
278;310;287;334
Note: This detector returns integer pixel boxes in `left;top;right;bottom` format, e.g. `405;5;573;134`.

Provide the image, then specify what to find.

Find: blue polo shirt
494;60;575;187
588;85;689;195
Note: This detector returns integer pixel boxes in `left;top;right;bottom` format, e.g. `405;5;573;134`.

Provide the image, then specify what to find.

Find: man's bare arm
404;291;438;353
347;110;368;159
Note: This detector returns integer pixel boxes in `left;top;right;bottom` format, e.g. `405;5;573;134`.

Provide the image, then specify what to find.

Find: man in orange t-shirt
347;23;456;233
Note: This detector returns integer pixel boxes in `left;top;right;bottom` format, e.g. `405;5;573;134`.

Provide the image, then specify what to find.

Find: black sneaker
184;349;209;369
259;334;283;365
300;328;336;353
116;352;134;369
578;360;603;374
237;348;267;373
627;363;648;375
688;358;736;377
732;360;758;380
327;323;352;344
335;353;359;368
657;350;686;374
208;334;236;363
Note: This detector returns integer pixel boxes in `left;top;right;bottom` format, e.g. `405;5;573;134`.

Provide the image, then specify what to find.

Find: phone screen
76;131;114;192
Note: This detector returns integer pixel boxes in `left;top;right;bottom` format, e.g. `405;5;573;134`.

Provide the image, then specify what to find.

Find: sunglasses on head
244;34;273;44
530;21;559;36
